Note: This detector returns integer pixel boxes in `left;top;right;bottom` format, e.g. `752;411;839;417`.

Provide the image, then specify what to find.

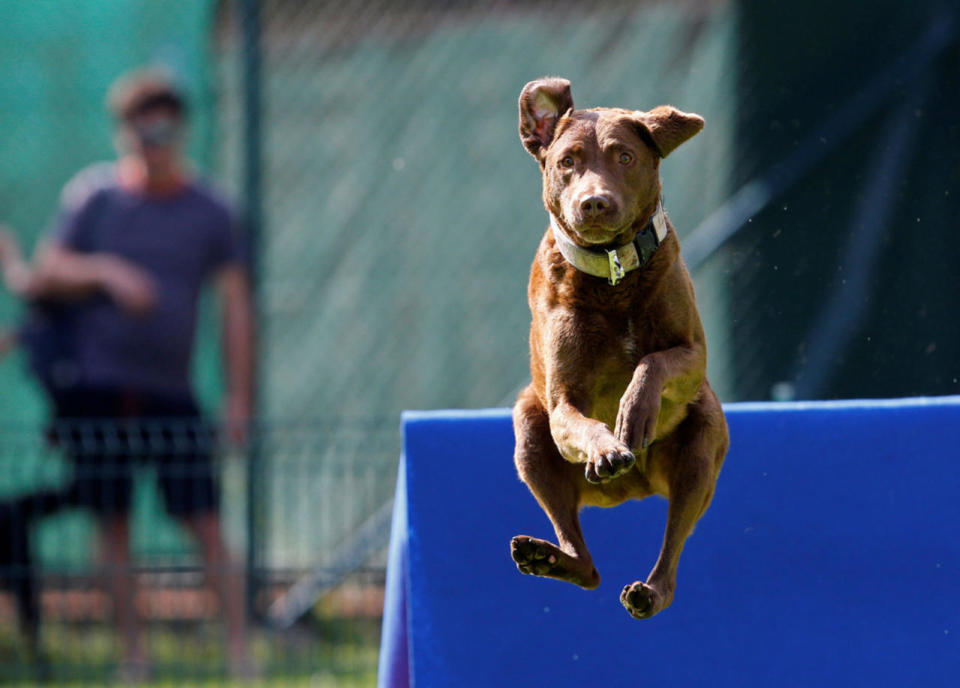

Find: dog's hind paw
510;536;599;589
620;581;670;619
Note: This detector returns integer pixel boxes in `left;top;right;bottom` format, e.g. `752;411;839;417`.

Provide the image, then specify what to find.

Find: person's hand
97;256;158;315
0;225;32;295
223;393;252;447
0;225;21;266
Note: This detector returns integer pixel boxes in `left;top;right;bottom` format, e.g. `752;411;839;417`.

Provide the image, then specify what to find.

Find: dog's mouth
564;218;635;247
576;226;625;245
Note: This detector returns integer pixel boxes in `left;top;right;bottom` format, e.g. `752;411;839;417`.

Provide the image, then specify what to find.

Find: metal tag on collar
606;249;625;286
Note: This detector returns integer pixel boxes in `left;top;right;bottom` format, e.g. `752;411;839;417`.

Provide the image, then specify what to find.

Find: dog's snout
579;194;611;218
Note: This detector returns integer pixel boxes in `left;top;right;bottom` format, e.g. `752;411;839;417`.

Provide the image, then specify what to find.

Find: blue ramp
379;398;960;687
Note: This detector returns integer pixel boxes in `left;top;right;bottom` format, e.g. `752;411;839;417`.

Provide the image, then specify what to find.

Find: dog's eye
618;151;634;165
560;155;575;169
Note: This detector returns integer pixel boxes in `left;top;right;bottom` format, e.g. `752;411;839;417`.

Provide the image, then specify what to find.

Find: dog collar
548;202;668;286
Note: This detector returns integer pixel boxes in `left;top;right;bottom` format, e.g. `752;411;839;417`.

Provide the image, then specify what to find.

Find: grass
0;615;380;686
1;677;375;688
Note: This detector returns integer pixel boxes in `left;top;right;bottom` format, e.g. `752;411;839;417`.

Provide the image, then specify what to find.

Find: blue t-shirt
52;163;242;397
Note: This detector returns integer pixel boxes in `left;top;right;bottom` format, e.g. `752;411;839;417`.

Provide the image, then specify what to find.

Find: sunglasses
129;118;181;147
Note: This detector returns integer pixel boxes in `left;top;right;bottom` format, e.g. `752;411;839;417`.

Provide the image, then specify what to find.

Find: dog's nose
579;194;611;218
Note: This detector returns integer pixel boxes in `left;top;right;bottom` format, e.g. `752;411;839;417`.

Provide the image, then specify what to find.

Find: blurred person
0;328;14;360
0;226;80;390
24;68;256;679
0;225;31;294
0;227;29;360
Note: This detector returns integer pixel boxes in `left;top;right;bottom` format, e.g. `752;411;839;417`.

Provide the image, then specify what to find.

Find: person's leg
181;511;250;668
62;388;147;673
99;513;147;669
154;399;252;673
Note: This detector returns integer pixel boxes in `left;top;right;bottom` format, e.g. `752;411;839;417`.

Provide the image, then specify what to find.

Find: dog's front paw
620;581;671;620
615;382;662;453
584;437;635;484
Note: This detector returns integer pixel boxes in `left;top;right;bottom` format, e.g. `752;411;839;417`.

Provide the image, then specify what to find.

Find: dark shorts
51;387;219;519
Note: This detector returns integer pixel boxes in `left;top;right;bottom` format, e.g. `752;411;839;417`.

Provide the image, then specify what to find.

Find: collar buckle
606;249;625;286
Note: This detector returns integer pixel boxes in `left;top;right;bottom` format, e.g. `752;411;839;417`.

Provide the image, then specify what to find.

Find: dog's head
519;77;703;247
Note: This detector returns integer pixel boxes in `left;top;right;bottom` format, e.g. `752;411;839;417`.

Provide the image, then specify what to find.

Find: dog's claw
595;458;610;478
585;446;635;484
584;464;601;484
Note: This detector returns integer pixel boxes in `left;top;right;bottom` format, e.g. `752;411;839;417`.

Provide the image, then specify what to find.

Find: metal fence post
238;0;263;620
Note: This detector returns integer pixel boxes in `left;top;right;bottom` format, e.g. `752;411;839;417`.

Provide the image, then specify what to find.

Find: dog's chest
622;319;641;358
584;318;647;424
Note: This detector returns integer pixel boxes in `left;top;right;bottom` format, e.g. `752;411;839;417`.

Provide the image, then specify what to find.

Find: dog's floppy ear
634;106;704;158
519;77;574;160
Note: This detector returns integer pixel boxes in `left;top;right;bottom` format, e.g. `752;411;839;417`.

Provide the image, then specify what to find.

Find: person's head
107;68;187;173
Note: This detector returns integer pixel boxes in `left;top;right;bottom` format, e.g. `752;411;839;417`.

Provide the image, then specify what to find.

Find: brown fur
510;77;729;619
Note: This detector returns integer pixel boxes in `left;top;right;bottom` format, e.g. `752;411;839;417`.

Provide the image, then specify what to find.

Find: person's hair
107;68;187;122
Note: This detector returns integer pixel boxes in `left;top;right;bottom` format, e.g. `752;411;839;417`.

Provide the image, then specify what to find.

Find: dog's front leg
549;398;636;484
542;317;636;484
615;343;706;454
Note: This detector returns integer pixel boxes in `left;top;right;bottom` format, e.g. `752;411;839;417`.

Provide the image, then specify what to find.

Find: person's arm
0;225;34;297
30;167;156;313
31;240;157;314
217;264;256;445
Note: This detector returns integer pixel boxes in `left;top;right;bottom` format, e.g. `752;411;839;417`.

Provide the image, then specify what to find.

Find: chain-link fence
215;0;737;418
0;0;958;683
216;0;958;423
704;0;960;402
0;418;389;684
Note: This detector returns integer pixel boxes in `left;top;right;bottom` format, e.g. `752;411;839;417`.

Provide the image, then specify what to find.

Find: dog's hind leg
511;386;600;589
621;392;726;619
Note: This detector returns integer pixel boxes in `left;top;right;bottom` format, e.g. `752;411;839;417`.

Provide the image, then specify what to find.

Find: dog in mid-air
510;77;729;619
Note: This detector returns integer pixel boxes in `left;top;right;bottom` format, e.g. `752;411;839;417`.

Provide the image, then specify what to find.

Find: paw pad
620;582;658;619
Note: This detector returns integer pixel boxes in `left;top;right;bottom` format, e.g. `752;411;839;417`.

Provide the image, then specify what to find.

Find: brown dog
510;77;729;620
